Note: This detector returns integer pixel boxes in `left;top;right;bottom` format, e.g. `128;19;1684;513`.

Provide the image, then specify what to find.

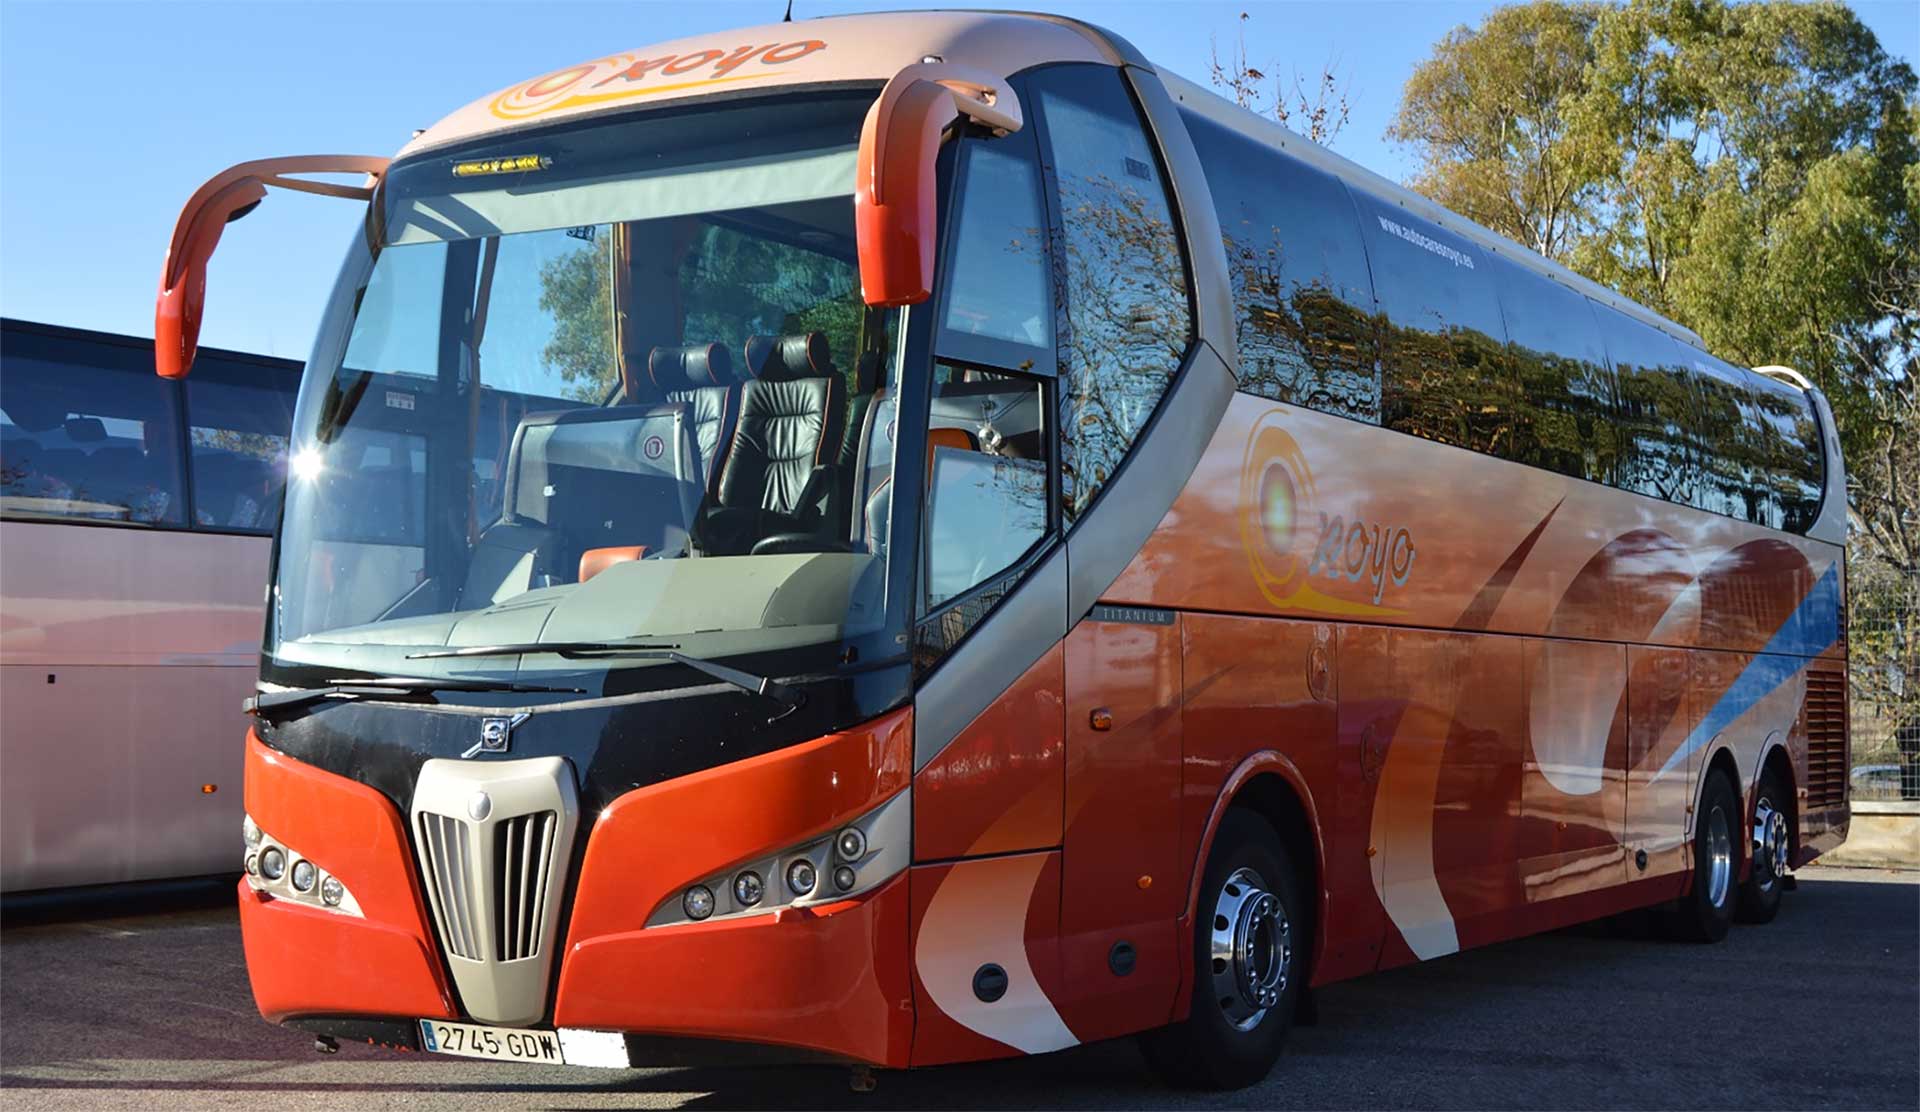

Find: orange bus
155;11;1849;1088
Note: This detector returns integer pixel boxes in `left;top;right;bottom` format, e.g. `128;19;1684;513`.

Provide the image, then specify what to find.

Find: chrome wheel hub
1705;803;1733;908
1753;798;1790;888
1209;866;1291;1031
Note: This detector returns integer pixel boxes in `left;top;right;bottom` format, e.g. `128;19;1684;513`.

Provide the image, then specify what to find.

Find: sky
3;0;1916;361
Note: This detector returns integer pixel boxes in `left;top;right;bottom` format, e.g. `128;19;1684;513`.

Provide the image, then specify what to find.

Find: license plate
418;1019;564;1064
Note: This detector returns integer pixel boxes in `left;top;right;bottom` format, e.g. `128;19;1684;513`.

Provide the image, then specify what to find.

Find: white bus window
184;371;297;533
0;349;185;526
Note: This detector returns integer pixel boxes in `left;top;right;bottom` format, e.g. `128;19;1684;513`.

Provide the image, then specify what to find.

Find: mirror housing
156;155;389;379
855;63;1021;308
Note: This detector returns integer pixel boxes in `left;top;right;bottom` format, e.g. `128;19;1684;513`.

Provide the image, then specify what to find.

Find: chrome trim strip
914;547;1068;771
1064;342;1235;622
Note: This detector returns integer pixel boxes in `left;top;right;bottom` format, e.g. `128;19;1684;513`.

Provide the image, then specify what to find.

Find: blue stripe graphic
1653;562;1841;782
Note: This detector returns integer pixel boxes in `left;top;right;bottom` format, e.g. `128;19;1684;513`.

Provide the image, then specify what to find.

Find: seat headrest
744;332;832;381
927;427;978;459
648;343;733;393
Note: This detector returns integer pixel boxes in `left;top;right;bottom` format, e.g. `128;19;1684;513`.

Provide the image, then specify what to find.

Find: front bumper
238;711;915;1067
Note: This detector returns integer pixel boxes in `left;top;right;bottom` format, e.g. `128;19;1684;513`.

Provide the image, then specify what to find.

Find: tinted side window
1183;112;1380;423
1750;377;1824;532
1492;262;1619;484
942;143;1053;355
185;360;298;533
1598;309;1697;505
1033;65;1193;520
1686;356;1769;523
1356;200;1518;458
0;333;186;526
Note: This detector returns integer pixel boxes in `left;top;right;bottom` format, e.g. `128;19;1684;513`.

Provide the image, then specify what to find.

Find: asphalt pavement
2;866;1915;1110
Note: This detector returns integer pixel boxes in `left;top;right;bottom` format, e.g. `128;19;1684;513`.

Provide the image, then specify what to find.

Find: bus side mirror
856;64;1021;308
156;155;390;379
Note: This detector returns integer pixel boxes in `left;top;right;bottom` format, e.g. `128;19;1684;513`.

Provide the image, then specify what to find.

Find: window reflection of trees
1042;80;1192;520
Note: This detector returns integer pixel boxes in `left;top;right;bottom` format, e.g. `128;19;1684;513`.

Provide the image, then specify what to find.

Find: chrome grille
492;811;558;961
409;757;578;1027
417;812;484;960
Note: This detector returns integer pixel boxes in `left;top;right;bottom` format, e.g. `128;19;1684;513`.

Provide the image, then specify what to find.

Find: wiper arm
404;641;805;719
245;676;585;716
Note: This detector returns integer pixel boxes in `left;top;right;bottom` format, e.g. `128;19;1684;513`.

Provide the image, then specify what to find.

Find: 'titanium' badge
464;712;530;759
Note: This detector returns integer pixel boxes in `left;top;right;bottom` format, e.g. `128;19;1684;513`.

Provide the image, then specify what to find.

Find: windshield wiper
245;676;586;716
404;641;805;719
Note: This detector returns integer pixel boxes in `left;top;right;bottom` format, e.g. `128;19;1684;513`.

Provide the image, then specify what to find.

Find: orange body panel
557;877;913;1066
1053;618;1184;1042
240;733;454;1022
914;643;1064;860
553;709;913;1063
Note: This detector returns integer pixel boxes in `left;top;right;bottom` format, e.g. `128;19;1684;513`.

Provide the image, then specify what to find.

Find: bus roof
398;8;1708;354
397;10;1128;161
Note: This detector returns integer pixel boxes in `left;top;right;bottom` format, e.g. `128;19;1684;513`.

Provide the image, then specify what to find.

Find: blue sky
3;0;1915;360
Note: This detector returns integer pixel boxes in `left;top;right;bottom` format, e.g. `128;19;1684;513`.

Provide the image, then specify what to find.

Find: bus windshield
270;91;906;686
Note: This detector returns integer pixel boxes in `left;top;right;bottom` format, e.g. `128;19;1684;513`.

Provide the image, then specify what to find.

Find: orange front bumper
239;711;915;1067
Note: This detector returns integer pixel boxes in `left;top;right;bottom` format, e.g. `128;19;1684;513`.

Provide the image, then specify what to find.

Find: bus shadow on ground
0;871;1914;1110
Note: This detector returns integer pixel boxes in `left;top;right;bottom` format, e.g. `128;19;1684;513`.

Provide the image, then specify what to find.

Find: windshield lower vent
410;756;579;1027
493;811;558;962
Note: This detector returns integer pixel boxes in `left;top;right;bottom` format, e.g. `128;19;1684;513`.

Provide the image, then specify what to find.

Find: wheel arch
1181;752;1326;981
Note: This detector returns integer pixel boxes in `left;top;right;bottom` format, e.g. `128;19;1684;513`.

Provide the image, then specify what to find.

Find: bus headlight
241;813;361;917
647;789;909;928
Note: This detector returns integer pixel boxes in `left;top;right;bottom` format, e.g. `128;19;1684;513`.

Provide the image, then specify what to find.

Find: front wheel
1141;809;1304;1090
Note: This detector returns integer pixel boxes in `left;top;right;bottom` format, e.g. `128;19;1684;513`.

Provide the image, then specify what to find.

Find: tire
1666;770;1739;943
1141;809;1305;1090
1737;765;1791;924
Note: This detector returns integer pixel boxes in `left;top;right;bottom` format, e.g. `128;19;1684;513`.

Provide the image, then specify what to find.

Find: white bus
1;319;298;894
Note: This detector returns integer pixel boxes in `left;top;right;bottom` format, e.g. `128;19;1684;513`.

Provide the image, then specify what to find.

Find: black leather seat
638;342;736;497
702;332;845;553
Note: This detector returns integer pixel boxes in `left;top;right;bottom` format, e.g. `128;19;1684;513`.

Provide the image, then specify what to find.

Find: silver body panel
0;520;268;892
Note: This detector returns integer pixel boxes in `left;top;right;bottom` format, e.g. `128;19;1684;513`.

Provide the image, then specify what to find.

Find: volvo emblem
463;712;531;759
467;791;493;821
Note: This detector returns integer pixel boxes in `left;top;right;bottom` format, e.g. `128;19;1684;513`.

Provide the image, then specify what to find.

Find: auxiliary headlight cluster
647;790;909;928
243;813;362;917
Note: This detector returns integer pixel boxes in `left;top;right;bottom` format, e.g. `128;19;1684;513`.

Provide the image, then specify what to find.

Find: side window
184;361;298;534
1033;65;1193;520
941;144;1053;356
1687;357;1767;523
917;131;1060;641
1494;263;1619;484
1599;309;1697;506
1184;112;1381;423
1750;378;1824;532
1357;199;1518;458
921;365;1051;611
0;334;187;526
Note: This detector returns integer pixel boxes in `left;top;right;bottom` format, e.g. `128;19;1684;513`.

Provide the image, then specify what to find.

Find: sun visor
389;147;858;245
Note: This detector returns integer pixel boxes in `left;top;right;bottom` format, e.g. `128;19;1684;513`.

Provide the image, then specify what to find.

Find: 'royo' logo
491;40;828;119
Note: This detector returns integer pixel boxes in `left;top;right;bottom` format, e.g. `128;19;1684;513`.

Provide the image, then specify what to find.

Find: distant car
1850;764;1903;798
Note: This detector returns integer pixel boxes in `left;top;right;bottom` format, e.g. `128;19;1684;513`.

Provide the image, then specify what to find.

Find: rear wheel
1737;766;1791;924
1666;770;1738;942
1141;809;1304;1090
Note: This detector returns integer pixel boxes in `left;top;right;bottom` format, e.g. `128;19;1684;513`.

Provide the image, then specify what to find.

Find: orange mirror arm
156;155;390;379
855;64;1022;308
